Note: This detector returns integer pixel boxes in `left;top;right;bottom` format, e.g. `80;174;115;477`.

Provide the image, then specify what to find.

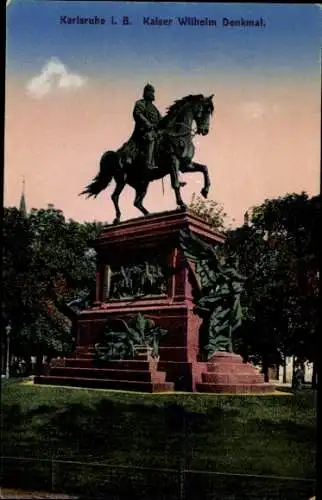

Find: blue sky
5;1;321;225
7;2;321;80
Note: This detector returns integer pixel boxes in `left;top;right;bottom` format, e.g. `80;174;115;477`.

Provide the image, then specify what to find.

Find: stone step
75;348;91;355
196;382;275;393
201;373;264;384
74;348;189;362
76;349;153;362
50;367;166;383
207;352;243;363
75;353;94;359
206;363;252;373
34;375;174;393
75;346;89;353
202;372;264;384
88;345;150;355
65;358;159;371
67;358;154;368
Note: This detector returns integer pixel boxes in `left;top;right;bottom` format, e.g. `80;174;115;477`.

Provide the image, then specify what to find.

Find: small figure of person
293;364;305;391
31;355;37;375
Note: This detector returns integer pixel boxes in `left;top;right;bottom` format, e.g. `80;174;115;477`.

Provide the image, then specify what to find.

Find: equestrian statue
80;84;215;224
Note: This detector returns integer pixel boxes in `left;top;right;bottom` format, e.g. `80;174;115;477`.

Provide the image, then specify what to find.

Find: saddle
119;132;161;168
118;130;186;185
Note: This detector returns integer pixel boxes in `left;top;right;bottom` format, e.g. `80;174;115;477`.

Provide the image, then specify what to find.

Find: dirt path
0;488;78;499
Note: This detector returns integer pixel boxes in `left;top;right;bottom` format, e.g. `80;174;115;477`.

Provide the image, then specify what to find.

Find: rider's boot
146;142;158;170
146;161;158;170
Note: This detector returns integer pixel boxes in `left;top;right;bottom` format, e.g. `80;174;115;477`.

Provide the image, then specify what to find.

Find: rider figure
132;83;161;170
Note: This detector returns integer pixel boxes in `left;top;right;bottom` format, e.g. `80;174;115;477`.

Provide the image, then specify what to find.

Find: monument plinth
196;352;275;393
73;209;224;392
35;209;274;393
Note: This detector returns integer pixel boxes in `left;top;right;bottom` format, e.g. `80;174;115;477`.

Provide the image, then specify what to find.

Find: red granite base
196;352;276;393
34;348;174;393
34;375;173;393
34;211;275;395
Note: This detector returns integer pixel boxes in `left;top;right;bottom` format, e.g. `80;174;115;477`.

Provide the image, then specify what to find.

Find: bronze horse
80;94;214;224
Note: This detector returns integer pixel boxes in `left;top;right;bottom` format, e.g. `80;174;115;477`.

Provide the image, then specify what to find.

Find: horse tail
79;151;118;198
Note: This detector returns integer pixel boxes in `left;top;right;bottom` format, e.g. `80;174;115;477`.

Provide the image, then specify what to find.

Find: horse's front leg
181;161;211;199
134;182;149;216
170;157;187;210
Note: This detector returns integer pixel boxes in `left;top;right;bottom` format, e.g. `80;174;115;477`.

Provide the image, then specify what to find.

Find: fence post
51;458;56;493
179;409;186;500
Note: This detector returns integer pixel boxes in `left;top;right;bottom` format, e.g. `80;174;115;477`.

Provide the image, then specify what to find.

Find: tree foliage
2;205;103;359
189;192;227;231
190;192;320;380
3;191;319;381
2;208;35;336
94;313;167;361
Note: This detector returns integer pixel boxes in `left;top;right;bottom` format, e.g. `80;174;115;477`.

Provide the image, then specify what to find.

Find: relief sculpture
106;260;168;300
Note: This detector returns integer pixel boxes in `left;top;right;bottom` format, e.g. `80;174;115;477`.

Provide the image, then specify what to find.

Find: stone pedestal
35;209;274;394
196;352;275;393
72;209;224;392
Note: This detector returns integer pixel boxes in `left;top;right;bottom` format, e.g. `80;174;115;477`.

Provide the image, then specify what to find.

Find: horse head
193;94;215;136
162;93;215;136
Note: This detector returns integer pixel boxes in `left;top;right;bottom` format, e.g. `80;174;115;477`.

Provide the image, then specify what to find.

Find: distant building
19;177;27;216
256;357;314;384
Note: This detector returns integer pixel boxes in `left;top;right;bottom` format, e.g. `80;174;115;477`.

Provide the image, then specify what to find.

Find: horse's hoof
201;188;209;199
178;204;187;212
113;218;121;225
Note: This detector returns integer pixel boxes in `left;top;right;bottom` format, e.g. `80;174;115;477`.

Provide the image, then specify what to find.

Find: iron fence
0;456;316;500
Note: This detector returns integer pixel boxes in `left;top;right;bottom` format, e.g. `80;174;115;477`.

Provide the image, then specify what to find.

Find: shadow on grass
1;398;316;499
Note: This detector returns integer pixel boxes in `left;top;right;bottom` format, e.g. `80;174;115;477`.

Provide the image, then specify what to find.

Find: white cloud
26;57;87;99
240;101;265;120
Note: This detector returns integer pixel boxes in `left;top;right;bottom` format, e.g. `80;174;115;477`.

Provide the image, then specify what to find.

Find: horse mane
160;94;205;128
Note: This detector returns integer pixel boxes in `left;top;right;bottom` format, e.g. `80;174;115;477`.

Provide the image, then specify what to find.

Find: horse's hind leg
111;176;126;224
134;184;149;216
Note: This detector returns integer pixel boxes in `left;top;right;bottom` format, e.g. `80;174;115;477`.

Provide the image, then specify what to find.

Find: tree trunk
283;357;287;383
291;356;297;389
1;347;4;375
262;357;269;382
35;353;43;376
311;361;318;389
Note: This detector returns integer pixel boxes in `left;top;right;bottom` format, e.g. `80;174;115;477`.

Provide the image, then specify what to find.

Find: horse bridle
159;122;198;139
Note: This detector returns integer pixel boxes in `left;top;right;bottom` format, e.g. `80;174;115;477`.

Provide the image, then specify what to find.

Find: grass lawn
1;379;317;499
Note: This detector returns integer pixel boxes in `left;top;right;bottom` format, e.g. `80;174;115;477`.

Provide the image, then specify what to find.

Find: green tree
228;193;319;383
189;192;319;384
189;192;227;231
2;205;104;368
2;208;36;367
226;223;288;380
26;207;102;362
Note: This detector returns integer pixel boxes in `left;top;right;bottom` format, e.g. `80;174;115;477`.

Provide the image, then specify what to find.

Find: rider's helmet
143;83;155;101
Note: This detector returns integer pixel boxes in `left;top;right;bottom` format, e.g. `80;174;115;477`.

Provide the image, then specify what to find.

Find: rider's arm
133;101;152;129
156;109;162;122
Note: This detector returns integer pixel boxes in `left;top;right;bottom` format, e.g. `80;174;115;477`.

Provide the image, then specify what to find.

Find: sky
5;1;322;226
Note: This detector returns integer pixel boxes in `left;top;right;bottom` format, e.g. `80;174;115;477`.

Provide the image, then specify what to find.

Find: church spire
19;176;27;215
